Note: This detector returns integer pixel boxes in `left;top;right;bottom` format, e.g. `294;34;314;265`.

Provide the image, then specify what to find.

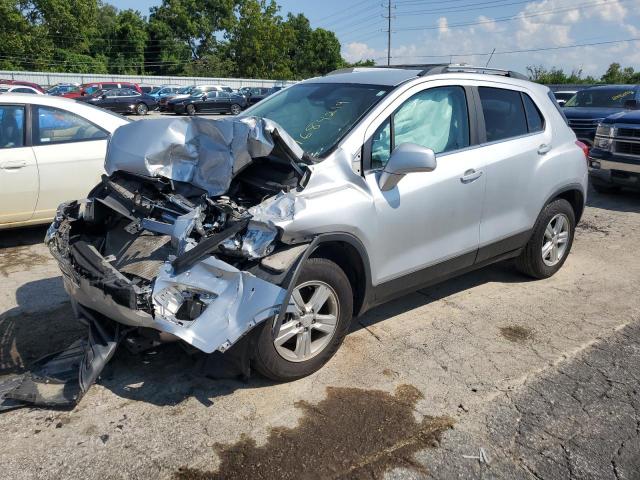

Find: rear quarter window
522;93;545;133
479;87;528;142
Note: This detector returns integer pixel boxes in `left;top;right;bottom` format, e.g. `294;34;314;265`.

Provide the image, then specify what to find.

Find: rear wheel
135;103;148;115
253;258;353;381
186;104;196;116
516;199;575;279
230;103;242;115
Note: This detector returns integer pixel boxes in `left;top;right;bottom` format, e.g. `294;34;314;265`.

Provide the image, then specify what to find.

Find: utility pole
383;1;393;66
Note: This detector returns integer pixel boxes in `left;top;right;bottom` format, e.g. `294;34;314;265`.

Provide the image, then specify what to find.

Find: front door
362;85;486;294
0;104;39;225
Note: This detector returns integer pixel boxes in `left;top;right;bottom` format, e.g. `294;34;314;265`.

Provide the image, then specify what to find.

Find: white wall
0;70;298;89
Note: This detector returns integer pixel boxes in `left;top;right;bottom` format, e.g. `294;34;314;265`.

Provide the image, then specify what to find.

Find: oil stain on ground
175;384;454;480
500;325;534;344
0;246;51;276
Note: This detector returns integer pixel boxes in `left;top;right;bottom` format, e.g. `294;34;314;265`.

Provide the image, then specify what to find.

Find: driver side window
370;86;470;170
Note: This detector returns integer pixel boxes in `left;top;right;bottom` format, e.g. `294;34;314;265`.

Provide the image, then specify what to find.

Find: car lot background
0;183;638;479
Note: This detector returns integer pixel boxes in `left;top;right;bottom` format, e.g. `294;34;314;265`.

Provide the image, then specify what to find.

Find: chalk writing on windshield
297;101;351;144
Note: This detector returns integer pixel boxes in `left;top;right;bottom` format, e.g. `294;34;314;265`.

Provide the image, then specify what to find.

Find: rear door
30;105;110;222
0;104;39;224
475;85;550;262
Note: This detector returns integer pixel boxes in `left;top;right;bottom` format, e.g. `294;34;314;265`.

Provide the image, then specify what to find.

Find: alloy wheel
230;104;241;115
542;213;570;266
136;103;148;115
273;281;339;363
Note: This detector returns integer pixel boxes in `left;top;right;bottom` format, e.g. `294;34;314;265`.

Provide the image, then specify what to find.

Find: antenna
485;48;496;67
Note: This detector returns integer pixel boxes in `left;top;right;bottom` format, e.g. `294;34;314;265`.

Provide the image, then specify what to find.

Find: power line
395;0;536;16
382;37;640;60
395;0;632;32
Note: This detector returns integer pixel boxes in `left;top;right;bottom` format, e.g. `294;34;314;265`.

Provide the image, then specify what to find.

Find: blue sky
109;0;640;77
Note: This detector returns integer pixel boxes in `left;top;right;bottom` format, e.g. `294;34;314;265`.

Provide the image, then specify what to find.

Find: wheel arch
545;184;585;224
276;233;373;324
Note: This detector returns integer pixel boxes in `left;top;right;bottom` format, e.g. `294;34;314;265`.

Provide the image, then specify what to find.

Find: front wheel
516;198;576;279
253;258;353;381
135;102;148;115
186;104;196;116
230;103;242;115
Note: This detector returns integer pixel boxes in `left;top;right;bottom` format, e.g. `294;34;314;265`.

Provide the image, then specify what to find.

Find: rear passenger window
479;87;528;142
522;93;544;132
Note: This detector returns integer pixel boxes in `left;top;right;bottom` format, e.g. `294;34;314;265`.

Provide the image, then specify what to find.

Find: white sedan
0;94;129;229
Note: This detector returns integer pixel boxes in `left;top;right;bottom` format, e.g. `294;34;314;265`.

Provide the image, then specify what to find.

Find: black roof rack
327;64;529;81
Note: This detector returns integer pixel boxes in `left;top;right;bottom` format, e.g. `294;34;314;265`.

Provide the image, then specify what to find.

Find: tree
225;0;294;79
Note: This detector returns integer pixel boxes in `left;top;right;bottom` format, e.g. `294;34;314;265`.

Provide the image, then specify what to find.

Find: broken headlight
154;285;216;324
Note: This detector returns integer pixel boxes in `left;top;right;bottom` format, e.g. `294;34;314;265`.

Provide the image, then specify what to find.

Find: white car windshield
245;83;391;157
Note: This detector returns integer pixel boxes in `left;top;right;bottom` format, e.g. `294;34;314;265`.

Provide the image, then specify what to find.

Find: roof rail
326;64;529;80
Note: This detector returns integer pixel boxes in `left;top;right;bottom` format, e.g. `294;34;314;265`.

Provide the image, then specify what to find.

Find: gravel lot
0;175;639;478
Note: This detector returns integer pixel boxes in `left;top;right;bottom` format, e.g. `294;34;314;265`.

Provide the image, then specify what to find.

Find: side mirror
378;143;437;192
201;94;208;101
624;99;638;110
101;94;107;100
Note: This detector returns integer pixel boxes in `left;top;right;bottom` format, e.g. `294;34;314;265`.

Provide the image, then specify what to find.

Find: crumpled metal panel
152;257;290;353
105;116;303;196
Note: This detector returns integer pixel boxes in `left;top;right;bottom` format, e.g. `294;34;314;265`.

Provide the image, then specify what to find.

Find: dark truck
563;85;640;146
588;109;640;193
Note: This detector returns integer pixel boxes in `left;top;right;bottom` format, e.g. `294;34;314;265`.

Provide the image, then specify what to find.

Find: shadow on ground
0;226;49;249
586;185;640;213
1;259;527;409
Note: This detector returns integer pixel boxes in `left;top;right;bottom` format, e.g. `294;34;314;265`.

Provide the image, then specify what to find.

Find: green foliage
1;0;356;79
527;64;638;85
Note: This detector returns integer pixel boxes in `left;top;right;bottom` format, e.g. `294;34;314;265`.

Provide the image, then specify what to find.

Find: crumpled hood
105;116;304;196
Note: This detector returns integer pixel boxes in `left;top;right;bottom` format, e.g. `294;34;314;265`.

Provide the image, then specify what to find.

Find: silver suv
47;65;588;382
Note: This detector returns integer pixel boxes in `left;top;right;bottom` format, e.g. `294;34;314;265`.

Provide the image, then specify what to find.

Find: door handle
460;169;483;183
0;160;27;170
538;143;552;155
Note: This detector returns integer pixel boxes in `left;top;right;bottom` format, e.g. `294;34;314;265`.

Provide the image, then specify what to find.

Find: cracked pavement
0;187;639;479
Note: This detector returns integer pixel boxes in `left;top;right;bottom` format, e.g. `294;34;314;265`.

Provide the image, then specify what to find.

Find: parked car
588;109;640;193
0;79;45;93
159;85;196;111
78;88;158;115
62;82;142;99
138;84;155;94
0;84;44;95
563;85;640;146
45;65;587;384
148;84;181;101
0;94;129;229
244;87;274;105
553;90;579;107
46;83;81;96
167;90;248;115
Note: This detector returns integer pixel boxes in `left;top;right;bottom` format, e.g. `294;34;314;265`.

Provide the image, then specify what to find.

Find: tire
592;182;620;194
253;258;353;381
516;198;576;279
186;104;196;116
135;103;148;116
230;103;242;115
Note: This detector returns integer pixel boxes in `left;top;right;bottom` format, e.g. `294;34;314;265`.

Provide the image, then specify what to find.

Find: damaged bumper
47;202;295;355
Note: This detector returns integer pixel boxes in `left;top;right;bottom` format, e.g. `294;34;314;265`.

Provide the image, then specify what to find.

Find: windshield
0;87;8;93
177;86;193;94
190;88;205;96
565;88;637;108
244;83;391;157
150;87;162;94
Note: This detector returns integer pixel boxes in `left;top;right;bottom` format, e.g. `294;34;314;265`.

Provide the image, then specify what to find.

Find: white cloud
341;0;640;76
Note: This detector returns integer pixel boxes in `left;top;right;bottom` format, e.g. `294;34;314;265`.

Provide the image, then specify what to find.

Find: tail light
575;140;589;163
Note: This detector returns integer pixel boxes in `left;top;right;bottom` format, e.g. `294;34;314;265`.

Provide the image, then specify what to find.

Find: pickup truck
563;84;640;146
588;109;640;193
